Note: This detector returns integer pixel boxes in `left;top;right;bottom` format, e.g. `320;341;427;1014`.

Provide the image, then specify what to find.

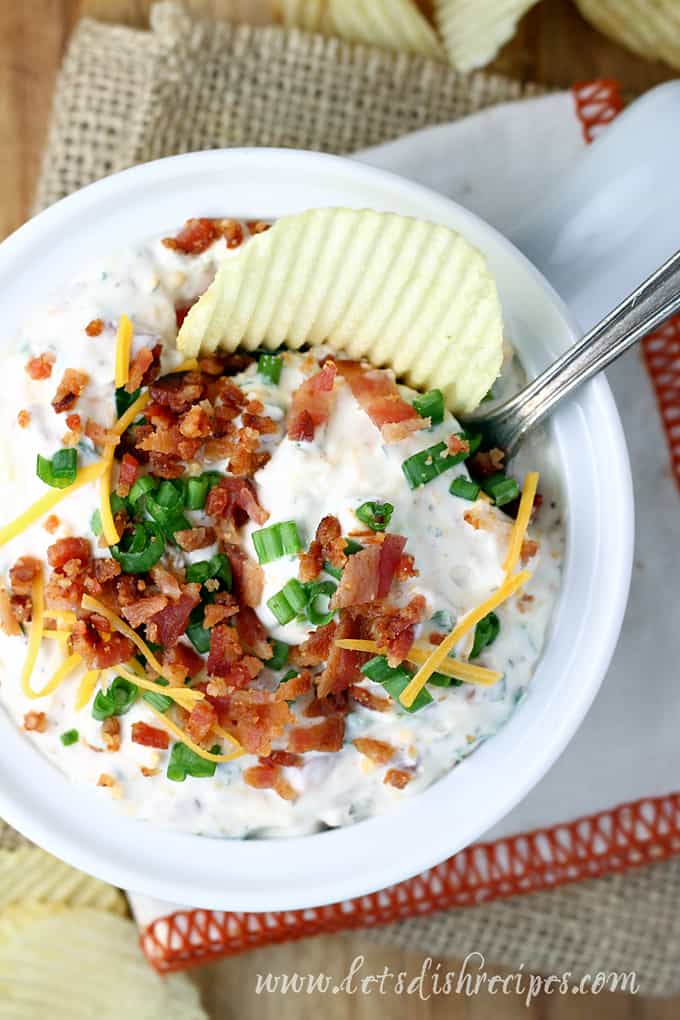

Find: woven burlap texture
18;0;676;996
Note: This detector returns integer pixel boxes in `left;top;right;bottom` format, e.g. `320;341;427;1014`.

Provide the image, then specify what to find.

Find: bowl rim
0;147;634;911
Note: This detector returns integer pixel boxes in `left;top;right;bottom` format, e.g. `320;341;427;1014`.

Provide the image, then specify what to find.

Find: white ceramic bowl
0;149;633;910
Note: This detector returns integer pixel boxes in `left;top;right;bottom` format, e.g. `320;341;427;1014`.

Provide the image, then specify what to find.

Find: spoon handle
465;249;680;455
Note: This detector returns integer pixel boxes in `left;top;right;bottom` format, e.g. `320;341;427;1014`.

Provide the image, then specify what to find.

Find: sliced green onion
201;471;222;491
344;539;363;556
115;386;141;418
280;668;299;684
90;509;102;537
470;611;500;659
185;475;210;510
305;580;337;627
258;353;283;384
267;578;308;625
167;742;221;782
355;501;394;533
146;479;191;537
109;492;128;516
60;729;79;746
481;473;520;507
267;639;289;671
129;474;157;507
186;553;232;590
429;672;464;688
186;606;211;654
92;676;138;721
412;389;444;425
361;656;432;713
110;522;165;574
449;476;481;501
323;561;343;581
142;676;173;713
401;442;456;489
36;449;78;489
252;521;303;564
429;609;453;631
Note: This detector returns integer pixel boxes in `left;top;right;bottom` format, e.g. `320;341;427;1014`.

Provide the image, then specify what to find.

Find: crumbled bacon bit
85;318;104;337
0;587;21;636
199;352;254;376
70;616;134;669
518;593;535;614
348;685;391;712
121;594;168;629
276;671;312;702
162;218;220;255
299;542;323;582
247;220;270;235
206;477;268;531
140;766;161;777
520;538;539;564
203;602;235;629
428;631;446;645
289;621;337;668
384;768;412;789
259;750;303;768
447;434;470;457
84;419;120;450
17;409;30;428
207;623;243;677
126;344;162;393
149;371;206;414
148;589;201;647
45;537;92;611
94;558;121;584
116;453;139;498
102;717;121;752
174;526;216;552
185;701;218;744
97;773;116;788
382;418;431;442
243;763;297;801
331;533;407;609
289;716;345;754
25;352;54;380
335;361;420;440
149;565;181;599
218;218;244;249
468;448;505;478
223;545;264;608
161;642;205;683
287;361;337;441
364;594;426;667
209;689;293;757
304;693;349;718
51;368;89;413
395;553;418;581
9;556;41;596
316;611;362;698
353;737;395;764
23;711;47;732
179;401;214;439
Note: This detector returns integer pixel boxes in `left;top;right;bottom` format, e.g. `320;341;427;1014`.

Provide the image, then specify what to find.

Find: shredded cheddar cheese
0;462;108;549
334;639;502;686
399;570;532;708
114;314;134;388
44;609;76;625
145;703;245;762
28;652;83;700
503;471;539;577
115;665;205;712
20;574;45;698
75;669;100;711
112;390;150;436
98;449;120;547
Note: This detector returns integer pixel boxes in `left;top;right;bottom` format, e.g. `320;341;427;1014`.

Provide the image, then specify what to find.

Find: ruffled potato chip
575;0;680;71
0;909;207;1019
435;0;542;70
0;847;126;915
276;0;444;59
0;902;66;947
177;208;503;414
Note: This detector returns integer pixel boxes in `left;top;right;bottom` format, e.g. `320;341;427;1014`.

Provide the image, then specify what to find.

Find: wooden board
0;2;676;1017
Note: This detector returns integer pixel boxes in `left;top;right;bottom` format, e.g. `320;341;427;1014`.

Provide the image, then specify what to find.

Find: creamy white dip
0;222;564;837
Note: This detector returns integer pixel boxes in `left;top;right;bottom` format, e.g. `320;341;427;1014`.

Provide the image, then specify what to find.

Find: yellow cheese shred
27;652;83;700
503;471;540;577
99;450;119;547
21;574;45;698
0;462;108;549
112;390;150;436
114;665;205;712
75;669;100;711
399;570;532;708
145;703;245;762
80;595;176;683
334;639;502;686
114;314;134;388
44;610;76;625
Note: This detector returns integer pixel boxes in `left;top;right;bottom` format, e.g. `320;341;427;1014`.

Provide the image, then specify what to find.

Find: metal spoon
460;250;680;456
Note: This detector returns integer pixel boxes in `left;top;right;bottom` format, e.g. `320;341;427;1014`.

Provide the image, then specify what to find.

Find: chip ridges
574;0;680;71
0;847;126;914
178;208;504;414
435;0;542;71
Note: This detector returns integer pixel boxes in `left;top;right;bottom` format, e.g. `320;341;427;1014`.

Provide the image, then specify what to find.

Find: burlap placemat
11;0;677;996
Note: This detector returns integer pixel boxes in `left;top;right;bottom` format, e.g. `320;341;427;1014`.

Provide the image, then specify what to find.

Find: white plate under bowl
0;149;633;911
